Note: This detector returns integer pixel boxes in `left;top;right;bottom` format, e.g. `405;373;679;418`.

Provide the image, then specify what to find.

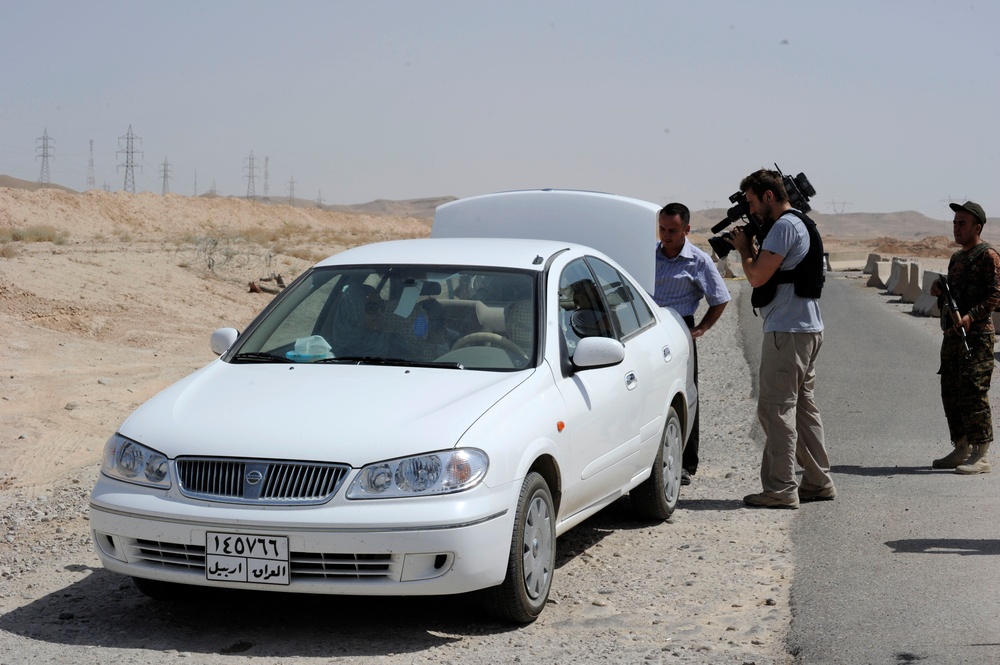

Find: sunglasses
365;300;384;315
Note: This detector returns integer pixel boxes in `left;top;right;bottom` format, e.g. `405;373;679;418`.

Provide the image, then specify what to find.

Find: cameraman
728;169;836;509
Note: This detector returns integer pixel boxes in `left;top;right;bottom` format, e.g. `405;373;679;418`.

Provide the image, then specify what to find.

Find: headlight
101;434;171;489
347;449;488;499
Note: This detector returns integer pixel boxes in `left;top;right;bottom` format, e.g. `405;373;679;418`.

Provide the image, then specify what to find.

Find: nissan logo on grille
245;470;264;486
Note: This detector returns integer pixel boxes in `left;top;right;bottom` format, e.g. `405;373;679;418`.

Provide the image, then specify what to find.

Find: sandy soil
0;187;959;664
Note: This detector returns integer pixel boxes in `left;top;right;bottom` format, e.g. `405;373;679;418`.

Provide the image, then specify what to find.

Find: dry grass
0;225;68;244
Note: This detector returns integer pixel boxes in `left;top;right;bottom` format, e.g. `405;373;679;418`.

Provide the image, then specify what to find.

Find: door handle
625;371;638;391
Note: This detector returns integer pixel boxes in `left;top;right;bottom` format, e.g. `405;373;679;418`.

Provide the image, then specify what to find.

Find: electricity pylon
244;151;258;199
36;128;53;184
117;125;143;193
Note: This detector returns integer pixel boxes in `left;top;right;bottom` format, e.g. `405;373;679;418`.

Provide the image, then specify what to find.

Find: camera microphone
711;218;733;234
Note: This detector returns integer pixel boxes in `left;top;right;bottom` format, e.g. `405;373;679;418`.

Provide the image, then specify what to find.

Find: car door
553;258;643;518
586;257;674;479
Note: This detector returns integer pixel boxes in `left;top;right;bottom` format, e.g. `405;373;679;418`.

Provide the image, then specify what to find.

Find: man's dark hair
659;202;690;225
740;169;789;204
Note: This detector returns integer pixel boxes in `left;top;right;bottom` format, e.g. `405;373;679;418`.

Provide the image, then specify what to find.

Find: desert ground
0;186;959;664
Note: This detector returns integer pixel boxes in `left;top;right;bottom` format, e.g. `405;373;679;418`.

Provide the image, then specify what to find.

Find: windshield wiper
231;352;293;363
315;356;464;369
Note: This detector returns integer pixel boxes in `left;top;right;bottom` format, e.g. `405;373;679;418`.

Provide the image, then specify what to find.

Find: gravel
0;278;797;665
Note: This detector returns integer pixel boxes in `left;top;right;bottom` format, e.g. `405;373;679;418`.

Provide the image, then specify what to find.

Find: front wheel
480;472;555;623
631;406;683;520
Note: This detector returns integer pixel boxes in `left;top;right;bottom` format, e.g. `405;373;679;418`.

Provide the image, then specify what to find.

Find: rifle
940;275;972;356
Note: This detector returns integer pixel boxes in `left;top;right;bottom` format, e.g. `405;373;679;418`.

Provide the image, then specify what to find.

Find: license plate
205;532;290;585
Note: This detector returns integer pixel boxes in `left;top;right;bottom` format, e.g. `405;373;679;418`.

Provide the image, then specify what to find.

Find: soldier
931;201;1000;474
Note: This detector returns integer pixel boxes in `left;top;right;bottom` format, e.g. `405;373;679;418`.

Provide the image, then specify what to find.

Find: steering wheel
452;332;529;363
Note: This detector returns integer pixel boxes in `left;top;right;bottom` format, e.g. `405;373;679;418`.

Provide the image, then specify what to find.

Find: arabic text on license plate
206;532;290;585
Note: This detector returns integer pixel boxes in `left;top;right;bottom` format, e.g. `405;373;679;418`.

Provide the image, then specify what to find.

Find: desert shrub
178;232;276;278
0;225;68;244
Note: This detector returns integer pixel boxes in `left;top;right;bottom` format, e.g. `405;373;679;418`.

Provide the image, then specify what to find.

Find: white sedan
90;190;696;623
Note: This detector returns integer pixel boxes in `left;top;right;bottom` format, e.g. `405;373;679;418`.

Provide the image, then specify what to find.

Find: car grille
176;457;351;505
128;539;399;580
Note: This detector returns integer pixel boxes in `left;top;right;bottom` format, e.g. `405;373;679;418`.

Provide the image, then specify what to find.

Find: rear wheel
631;406;683;519
480;472;555;623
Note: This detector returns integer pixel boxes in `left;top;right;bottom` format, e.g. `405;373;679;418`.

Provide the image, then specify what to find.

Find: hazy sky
1;1;997;220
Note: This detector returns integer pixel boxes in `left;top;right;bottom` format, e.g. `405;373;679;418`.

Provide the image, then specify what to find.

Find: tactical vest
750;209;825;309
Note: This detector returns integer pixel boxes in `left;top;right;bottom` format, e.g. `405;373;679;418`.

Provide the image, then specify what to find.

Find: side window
558;260;616;356
620;274;655;329
587;257;653;339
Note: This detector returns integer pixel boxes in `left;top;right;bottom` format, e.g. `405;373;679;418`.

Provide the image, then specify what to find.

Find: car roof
314;236;577;271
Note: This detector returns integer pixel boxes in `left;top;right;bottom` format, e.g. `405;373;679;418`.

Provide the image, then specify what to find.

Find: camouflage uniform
939;243;1000;445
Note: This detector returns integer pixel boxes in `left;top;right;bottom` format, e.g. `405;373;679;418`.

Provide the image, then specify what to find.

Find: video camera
707;165;816;258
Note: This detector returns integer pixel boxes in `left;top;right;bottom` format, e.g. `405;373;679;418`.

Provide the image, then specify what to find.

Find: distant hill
0;174;969;238
0;175;78;194
691;207;956;240
325;197;456;223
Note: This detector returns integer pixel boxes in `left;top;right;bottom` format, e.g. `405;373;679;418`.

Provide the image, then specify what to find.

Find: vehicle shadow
0;567;501;657
0;498;666;657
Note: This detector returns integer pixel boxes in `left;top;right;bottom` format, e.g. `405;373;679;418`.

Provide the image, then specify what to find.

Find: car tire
480;471;555;623
631;406;683;520
132;576;190;601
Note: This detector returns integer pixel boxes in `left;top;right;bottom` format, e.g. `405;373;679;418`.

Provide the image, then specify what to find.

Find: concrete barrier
716;256;738;278
827;250;869;271
863;253;882;275
886;259;910;296
866;260;892;288
912;270;943;317
901;263;923;303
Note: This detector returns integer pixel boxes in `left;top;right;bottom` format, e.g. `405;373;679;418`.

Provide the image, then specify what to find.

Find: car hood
118;361;532;466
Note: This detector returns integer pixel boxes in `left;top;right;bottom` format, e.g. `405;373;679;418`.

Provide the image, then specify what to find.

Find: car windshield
231;265;538;371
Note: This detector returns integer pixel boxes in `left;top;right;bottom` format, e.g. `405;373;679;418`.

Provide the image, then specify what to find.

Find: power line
36;128;53;184
117;125;143;193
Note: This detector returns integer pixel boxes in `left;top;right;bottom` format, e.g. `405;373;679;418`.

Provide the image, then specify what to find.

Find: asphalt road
738;273;1000;664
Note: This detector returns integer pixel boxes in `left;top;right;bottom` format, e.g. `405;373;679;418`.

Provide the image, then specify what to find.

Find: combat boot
932;437;971;469
955;443;991;475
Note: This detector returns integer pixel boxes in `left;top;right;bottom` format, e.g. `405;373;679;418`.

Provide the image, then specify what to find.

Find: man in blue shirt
654;202;731;485
728;169;836;509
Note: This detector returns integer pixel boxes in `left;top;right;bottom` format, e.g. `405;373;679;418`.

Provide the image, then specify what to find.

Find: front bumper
90;474;517;596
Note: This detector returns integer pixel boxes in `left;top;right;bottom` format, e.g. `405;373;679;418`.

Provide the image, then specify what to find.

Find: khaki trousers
757;331;833;500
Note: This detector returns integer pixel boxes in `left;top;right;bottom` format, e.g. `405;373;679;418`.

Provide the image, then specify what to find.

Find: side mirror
572;336;625;369
210;327;239;356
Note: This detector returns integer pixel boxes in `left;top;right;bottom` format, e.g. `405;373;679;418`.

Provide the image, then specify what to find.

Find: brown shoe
743;492;799;509
798;485;837;502
955;444;991;475
933;437;972;469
